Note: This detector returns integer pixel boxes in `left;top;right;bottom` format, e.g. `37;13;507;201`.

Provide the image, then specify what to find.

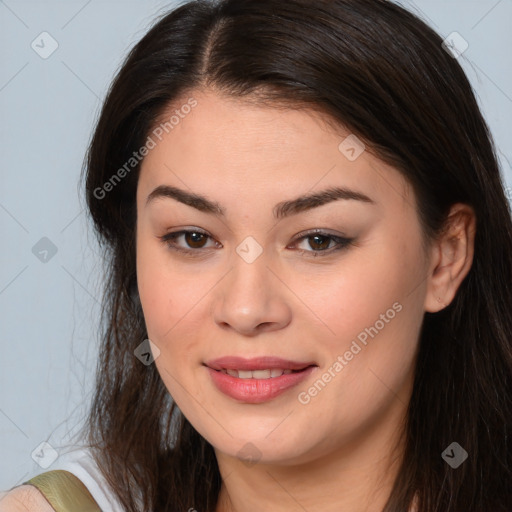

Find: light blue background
1;0;511;490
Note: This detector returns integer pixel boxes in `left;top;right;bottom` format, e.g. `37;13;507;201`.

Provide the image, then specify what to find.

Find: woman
2;0;511;510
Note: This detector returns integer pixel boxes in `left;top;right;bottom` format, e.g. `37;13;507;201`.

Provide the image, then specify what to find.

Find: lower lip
206;366;316;403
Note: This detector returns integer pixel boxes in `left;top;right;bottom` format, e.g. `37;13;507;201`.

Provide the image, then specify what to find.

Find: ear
424;203;476;313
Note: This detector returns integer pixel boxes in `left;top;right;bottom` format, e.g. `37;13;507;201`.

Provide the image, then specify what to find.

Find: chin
198;422;320;466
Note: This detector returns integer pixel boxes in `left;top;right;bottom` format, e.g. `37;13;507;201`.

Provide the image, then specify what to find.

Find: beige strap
24;470;102;512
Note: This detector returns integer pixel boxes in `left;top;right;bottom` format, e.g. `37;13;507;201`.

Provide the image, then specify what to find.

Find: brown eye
291;230;354;257
184;231;208;248
159;229;219;255
307;234;332;251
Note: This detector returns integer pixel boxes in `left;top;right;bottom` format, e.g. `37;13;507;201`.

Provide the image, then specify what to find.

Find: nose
211;251;292;336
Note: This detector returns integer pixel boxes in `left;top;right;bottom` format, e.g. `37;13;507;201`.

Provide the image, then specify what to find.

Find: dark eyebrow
145;184;375;219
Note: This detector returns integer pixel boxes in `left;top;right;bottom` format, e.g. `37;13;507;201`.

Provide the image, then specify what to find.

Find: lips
204;356;317;403
204;356;315;372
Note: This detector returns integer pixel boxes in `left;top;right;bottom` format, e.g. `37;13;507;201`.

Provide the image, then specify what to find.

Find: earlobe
424;203;476;313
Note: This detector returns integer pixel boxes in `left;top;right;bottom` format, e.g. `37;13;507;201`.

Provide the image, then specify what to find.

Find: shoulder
0;486;55;512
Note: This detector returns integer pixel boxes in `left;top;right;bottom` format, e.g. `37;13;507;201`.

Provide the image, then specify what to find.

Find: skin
135;88;475;512
0;486;54;511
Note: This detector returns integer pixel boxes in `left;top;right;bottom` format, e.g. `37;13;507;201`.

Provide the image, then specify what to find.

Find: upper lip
204;356;316;371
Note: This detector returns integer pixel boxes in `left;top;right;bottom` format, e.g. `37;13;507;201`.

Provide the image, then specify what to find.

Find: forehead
138;89;413;214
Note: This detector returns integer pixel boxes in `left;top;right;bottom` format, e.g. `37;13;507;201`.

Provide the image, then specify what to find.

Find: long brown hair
82;0;512;510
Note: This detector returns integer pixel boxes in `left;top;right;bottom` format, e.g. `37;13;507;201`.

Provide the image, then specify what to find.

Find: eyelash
158;228;354;258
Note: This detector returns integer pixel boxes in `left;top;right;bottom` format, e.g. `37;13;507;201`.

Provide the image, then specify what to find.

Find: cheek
136;231;193;334
294;243;415;351
137;259;203;399
136;236;215;381
137;247;172;337
323;263;423;410
297;234;425;397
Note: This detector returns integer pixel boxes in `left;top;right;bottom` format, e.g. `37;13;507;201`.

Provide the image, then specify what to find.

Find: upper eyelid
161;229;220;246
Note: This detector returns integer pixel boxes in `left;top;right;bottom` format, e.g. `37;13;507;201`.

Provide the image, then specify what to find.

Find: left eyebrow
145;184;375;219
273;186;375;219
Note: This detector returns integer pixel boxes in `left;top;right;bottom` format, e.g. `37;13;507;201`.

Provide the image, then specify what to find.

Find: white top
45;446;125;512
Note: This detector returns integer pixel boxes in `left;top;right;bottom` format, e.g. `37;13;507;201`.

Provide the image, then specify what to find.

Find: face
136;89;430;466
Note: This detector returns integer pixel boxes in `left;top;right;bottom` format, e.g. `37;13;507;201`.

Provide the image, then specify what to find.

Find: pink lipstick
204;356;317;403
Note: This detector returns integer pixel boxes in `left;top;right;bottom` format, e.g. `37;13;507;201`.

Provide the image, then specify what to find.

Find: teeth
221;368;294;379
252;369;271;379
